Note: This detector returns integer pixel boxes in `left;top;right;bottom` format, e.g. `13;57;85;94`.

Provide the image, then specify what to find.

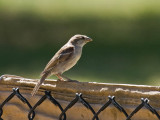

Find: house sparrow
31;34;92;96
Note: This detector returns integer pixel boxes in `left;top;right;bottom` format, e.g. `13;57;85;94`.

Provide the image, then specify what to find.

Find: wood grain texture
0;74;160;120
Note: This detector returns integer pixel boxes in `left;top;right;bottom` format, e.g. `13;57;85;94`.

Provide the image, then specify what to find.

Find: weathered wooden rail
0;74;160;120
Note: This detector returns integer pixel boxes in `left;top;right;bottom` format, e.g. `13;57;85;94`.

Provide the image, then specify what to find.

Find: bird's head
69;34;92;47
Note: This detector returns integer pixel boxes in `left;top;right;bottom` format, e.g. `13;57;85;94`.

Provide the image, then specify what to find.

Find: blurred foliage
0;0;160;85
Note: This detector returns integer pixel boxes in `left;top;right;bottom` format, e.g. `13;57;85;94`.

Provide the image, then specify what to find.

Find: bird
31;34;92;96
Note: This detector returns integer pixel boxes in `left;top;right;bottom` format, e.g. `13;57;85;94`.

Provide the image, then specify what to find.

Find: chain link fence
0;88;160;120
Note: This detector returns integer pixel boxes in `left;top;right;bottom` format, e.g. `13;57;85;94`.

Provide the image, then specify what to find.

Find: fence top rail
0;74;160;107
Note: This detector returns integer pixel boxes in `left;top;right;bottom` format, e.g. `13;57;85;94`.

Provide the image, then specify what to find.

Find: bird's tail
31;73;49;96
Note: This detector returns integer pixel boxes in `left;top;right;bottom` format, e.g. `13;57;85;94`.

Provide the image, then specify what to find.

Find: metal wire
0;88;35;120
0;88;160;120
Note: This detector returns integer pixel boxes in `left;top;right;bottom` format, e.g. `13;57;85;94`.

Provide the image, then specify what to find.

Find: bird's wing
41;46;74;75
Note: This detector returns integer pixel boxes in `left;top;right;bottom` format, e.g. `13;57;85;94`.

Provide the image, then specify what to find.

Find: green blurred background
1;0;160;85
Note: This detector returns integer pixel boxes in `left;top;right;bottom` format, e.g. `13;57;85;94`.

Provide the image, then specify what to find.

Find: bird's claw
57;79;65;82
57;78;79;82
65;79;79;82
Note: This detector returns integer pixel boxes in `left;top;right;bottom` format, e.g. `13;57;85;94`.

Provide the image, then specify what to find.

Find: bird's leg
56;74;78;82
55;74;65;81
60;74;79;82
60;74;70;80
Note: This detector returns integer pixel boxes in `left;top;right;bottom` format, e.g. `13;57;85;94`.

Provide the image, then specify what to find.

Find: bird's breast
52;46;82;74
66;46;82;67
63;46;82;71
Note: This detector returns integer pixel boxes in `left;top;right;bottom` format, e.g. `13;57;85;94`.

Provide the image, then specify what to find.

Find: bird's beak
85;37;93;42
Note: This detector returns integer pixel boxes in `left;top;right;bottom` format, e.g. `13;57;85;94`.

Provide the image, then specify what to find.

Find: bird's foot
65;79;79;82
57;78;65;82
57;78;79;82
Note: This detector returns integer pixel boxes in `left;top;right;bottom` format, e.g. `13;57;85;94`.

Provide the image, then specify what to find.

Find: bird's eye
81;37;85;39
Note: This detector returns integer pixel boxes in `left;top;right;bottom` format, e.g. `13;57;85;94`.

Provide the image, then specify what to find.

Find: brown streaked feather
41;46;74;76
